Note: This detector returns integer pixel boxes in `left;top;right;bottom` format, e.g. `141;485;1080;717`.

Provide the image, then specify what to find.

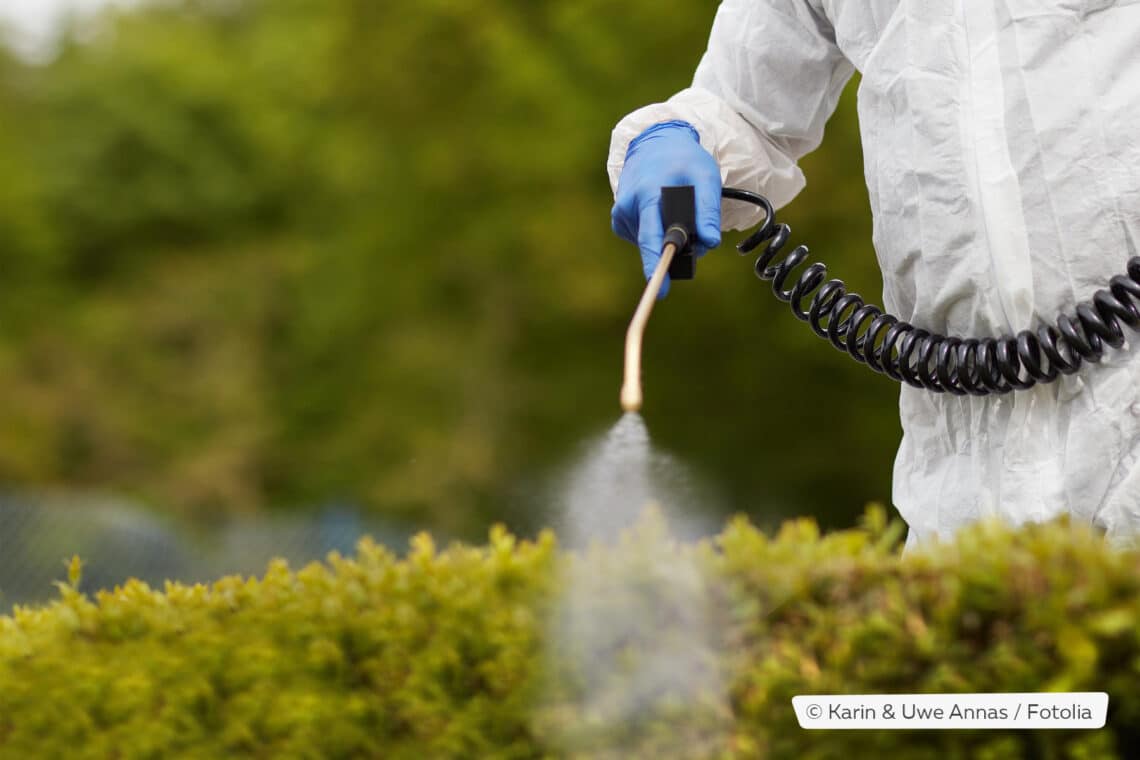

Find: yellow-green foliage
1;510;1137;759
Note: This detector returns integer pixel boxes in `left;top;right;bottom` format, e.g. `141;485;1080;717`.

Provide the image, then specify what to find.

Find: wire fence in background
0;491;415;609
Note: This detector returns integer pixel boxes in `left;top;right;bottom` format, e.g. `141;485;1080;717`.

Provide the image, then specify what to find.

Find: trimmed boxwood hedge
0;507;1137;758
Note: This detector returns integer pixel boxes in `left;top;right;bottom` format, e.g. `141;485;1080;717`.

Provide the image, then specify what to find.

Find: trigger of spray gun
620;186;699;413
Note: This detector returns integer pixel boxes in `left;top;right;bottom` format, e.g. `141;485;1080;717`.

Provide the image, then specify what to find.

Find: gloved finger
638;200;669;298
695;170;723;251
611;195;637;244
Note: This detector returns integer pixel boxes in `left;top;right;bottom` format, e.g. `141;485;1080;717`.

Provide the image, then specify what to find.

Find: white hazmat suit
607;0;1140;547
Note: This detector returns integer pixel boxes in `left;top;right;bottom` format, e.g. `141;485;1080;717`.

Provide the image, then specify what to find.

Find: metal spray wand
620;242;677;412
620;186;698;413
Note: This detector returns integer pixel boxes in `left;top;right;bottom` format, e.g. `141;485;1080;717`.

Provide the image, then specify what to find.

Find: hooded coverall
607;0;1140;547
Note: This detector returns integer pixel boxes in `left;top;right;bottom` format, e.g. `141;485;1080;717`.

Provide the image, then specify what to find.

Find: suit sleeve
607;0;855;229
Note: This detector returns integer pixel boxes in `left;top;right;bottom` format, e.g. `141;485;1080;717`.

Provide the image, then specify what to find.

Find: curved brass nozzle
620;243;677;413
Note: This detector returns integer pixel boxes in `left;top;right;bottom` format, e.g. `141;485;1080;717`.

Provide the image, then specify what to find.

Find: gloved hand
611;120;722;297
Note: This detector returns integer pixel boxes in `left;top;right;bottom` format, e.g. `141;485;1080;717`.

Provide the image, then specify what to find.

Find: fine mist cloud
534;413;732;757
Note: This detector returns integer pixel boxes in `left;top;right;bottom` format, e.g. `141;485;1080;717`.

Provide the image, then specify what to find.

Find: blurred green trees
0;0;899;538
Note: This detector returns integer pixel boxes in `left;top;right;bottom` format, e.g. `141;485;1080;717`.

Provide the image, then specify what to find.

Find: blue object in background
0;492;414;609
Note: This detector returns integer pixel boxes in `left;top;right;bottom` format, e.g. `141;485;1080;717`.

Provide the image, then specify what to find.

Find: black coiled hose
723;187;1140;396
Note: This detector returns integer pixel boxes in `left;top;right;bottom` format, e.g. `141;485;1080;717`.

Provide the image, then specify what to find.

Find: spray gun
620;186;699;412
621;185;1140;409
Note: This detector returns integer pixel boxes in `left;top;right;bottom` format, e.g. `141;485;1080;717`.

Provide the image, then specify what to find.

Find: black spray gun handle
659;185;774;280
659;185;698;280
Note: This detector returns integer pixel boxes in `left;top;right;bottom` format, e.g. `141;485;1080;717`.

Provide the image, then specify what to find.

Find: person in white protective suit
607;0;1140;548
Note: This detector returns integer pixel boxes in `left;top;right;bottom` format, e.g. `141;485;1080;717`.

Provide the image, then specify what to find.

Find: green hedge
1;508;1137;758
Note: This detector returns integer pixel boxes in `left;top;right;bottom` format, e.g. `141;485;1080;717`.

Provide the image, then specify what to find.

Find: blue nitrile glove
611;120;722;297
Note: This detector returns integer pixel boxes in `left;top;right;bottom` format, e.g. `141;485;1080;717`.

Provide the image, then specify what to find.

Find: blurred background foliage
0;0;900;543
